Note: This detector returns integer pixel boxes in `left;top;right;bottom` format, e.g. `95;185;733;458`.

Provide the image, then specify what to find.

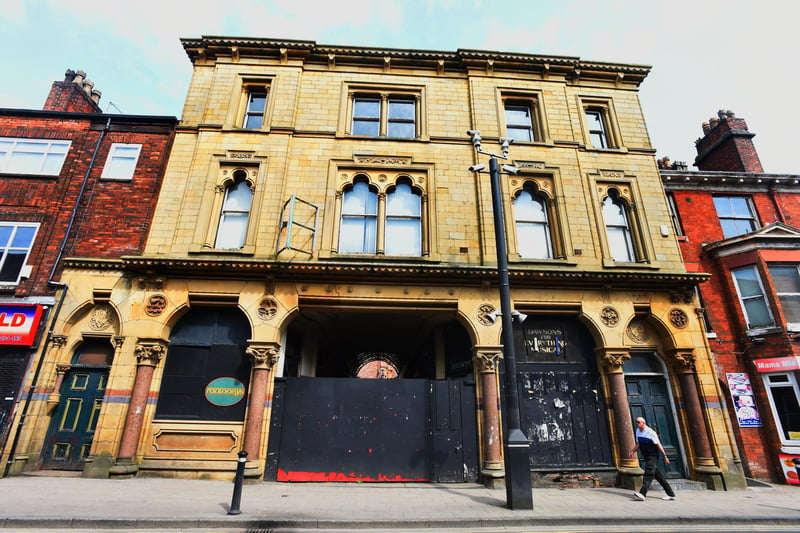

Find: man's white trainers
661;495;676;500
633;491;645;501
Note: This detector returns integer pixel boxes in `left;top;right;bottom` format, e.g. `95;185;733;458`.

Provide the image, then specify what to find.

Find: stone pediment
703;221;800;258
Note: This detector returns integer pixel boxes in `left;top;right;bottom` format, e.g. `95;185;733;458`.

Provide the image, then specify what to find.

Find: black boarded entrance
511;318;614;471
265;376;478;482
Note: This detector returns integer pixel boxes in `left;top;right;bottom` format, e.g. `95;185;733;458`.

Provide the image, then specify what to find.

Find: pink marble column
117;341;165;460
242;342;280;461
473;346;504;486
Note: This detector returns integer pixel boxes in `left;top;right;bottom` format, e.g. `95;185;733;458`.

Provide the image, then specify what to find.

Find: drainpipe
768;186;787;224
3;116;111;477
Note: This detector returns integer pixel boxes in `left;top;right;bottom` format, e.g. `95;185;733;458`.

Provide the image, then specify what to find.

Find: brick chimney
694;109;763;172
43;69;103;113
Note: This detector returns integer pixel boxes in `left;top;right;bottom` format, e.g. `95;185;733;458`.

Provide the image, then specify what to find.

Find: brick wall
0;113;175;296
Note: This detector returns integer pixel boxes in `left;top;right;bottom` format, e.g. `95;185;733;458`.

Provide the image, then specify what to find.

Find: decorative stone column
600;348;643;489
670;348;723;489
111;339;166;475
45;335;69;412
242;342;280;473
47;363;71;410
473;346;504;489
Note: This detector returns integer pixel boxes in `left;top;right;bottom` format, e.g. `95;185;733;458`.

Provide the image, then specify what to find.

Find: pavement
1;474;800;532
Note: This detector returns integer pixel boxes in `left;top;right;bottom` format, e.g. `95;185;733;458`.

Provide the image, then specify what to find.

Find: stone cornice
62;256;708;288
180;35;650;87
661;170;800;191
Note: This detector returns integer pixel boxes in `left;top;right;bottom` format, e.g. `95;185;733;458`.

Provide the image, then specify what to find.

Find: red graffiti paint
277;469;428;482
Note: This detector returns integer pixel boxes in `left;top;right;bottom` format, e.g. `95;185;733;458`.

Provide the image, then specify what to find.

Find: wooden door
42;368;107;470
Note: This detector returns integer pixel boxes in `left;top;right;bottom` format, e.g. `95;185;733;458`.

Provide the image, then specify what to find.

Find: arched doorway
512;316;613;471
42;338;113;470
155;307;251;422
624;352;685;478
266;308;479;482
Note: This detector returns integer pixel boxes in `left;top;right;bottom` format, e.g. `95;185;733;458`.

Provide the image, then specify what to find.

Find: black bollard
228;450;248;515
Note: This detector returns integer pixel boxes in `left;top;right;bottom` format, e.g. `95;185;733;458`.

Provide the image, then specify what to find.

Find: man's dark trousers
640;453;675;497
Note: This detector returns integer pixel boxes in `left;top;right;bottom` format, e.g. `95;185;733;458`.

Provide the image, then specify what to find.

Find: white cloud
2;0;796;172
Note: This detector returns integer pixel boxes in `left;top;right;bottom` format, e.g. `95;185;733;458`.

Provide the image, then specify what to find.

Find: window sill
0;171;59;179
745;326;782;337
322;252;436;263
584;146;628;154
509;256;578;267
601;258;659;269
341;133;427;142
188;245;255;256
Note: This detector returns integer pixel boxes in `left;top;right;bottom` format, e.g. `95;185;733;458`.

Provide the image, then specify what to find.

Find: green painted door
42;368;107;470
626;375;684;478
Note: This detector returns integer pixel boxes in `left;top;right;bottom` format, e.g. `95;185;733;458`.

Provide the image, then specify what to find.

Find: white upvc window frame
0;222;39;285
732;265;776;331
762;372;800;446
0;137;71;176
101;143;142;181
768;264;800;332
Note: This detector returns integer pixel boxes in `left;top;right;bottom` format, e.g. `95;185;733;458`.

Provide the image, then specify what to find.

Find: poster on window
726;373;761;427
778;454;800;485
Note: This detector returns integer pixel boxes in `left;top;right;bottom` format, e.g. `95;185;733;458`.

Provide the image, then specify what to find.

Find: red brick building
661;110;800;483
0;70;176;464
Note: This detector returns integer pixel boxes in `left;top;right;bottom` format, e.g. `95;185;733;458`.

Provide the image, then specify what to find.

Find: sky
1;0;794;173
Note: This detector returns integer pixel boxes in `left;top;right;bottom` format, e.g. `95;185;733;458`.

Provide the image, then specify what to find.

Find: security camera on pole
467;131;533;510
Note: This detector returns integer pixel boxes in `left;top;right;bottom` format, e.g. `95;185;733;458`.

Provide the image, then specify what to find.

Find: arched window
602;189;635;262
339;178;378;254
156;307;251;421
215;170;252;249
513;183;552;259
385;180;421;256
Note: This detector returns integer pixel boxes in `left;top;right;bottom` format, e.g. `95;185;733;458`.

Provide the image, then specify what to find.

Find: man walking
629;416;676;501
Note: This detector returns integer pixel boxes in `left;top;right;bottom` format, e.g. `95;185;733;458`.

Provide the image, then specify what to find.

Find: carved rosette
600;307;619;327
672;350;696;372
472;349;502;373
246;344;281;370
134;342;166;367
669;309;689;329
477;303;498;326
257;298;278;321
601;351;630;372
145;294;167;316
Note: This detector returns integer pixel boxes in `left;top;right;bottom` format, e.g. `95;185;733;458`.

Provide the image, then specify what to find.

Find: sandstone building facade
8;38;745;490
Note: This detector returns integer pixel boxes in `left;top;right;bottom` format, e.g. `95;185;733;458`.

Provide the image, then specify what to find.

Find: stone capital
246;342;281;370
472;346;503;373
599;348;630;372
134;340;167;367
670;348;696;372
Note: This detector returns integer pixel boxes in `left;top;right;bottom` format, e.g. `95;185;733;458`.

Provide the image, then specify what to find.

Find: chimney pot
702;122;711;135
91;89;102;103
717;109;727;120
709;117;719;128
73;70;86;85
64;69;76;82
82;79;94;95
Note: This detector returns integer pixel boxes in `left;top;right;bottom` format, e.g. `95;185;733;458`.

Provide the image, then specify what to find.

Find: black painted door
42;368;107;470
517;367;613;469
267;376;477;482
626;376;684;478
